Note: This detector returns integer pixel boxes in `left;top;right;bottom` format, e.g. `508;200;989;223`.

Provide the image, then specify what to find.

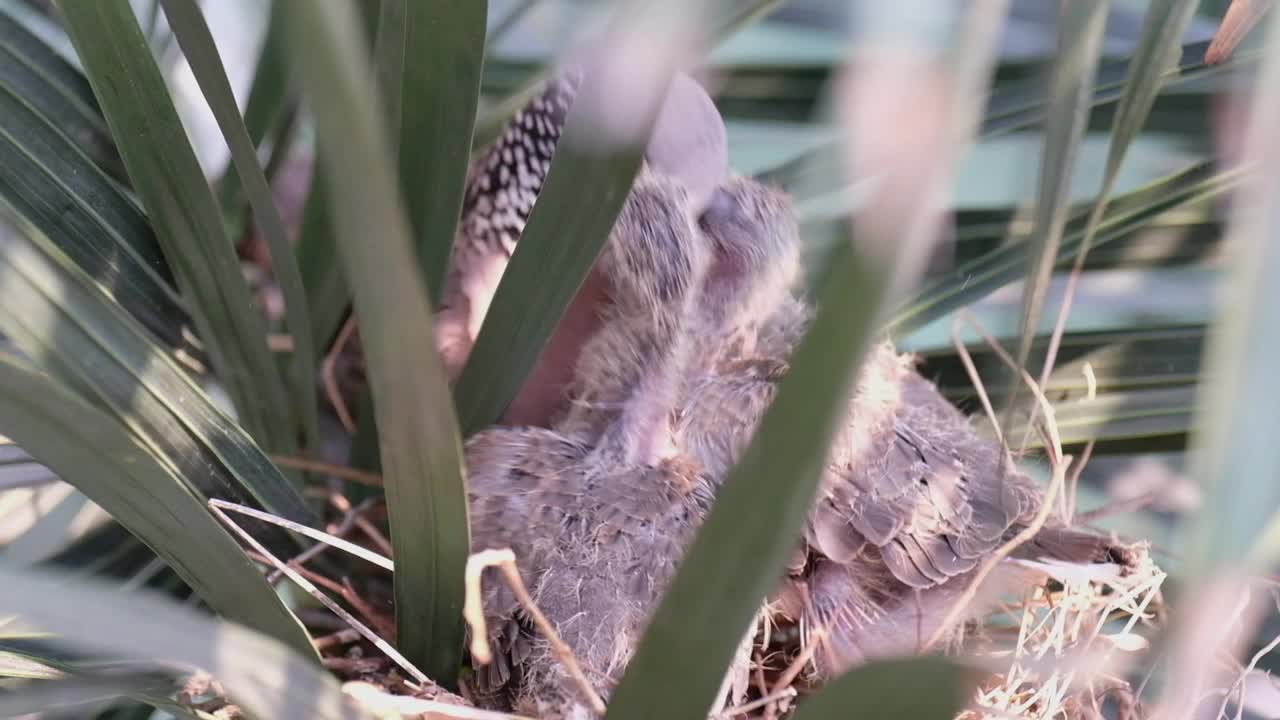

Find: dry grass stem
208;498;394;571
269;454;385;487
322;314;360;433
463;548;607;715
207;501;427;684
265;497;376;584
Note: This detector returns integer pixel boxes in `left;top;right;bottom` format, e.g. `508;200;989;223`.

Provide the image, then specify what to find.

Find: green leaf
1011;0;1110;416
0;566;367;720
0;80;191;354
0;673;185;718
213;5;295;230
886;160;1243;337
926;325;1205;404
608;3;1004;712
280;0;470;682
159;0;320;457
294;0;382;361
1095;1;1202;210
789;657;977;720
0;202;314;532
0;4;124;180
0;648;63;680
606;239;896;719
0;349;315;657
54;0;295;458
1006;386;1197;449
451;72;655;434
375;0;487;301
469;0;781;150
758;38;1259;196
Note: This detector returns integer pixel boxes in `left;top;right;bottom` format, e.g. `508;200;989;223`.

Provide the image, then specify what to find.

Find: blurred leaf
1008;386;1197;448
0;566;368;720
214;6;295;230
760;38;1259;195
160;0;319;456
0;346;315;657
375;0;486;301
0;4;123;179
789;657;977;720
1011;0;1110;418
1183;7;1280;575
1100;1;1202;202
280;0;470;681
609;2;1002;711
606;240;897;719
0;203;314;532
55;0;295;458
293;0;382;361
470;0;782;150
928;325;1205;403
0;648;63;680
451;76;655;434
294;201;343;361
886;160;1242;336
0;72;191;353
0;673;184;718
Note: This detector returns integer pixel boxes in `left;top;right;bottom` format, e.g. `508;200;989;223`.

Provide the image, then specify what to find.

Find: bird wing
806;343;1035;590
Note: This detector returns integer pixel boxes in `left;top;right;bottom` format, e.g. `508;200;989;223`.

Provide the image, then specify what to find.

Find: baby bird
436;67;729;383
673;177;1136;675
464;173;719;718
326;68;729;425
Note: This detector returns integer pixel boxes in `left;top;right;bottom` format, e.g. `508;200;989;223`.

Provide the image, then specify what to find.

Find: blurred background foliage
0;0;1277;718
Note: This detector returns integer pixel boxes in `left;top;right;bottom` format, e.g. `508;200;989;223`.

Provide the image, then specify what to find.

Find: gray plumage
436;67;729;383
445;70;1134;717
464;172;717;718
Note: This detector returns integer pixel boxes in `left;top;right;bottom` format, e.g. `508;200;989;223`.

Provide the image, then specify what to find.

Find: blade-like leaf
453;0;708;433
295;173;344;357
789;657;977;720
469;0;782;150
0;673;185;718
451;81;655;434
0;566;367;720
1010;0;1110;417
0;349;314;657
0;648;63;680
54;0;295;458
758;38;1260;195
0;202;314;531
608;245;894;719
159;0;319;457
1097;1;1202;207
0;81;190;353
214;5;295;229
927;325;1205;403
0;5;123;179
1029;0;1204;432
886;161;1243;336
607;2;1006;713
1007;386;1197;448
1182;6;1280;576
280;0;470;681
294;1;382;360
376;0;487;300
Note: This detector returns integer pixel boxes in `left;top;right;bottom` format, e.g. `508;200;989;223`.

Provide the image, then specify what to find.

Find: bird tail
1009;525;1139;584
